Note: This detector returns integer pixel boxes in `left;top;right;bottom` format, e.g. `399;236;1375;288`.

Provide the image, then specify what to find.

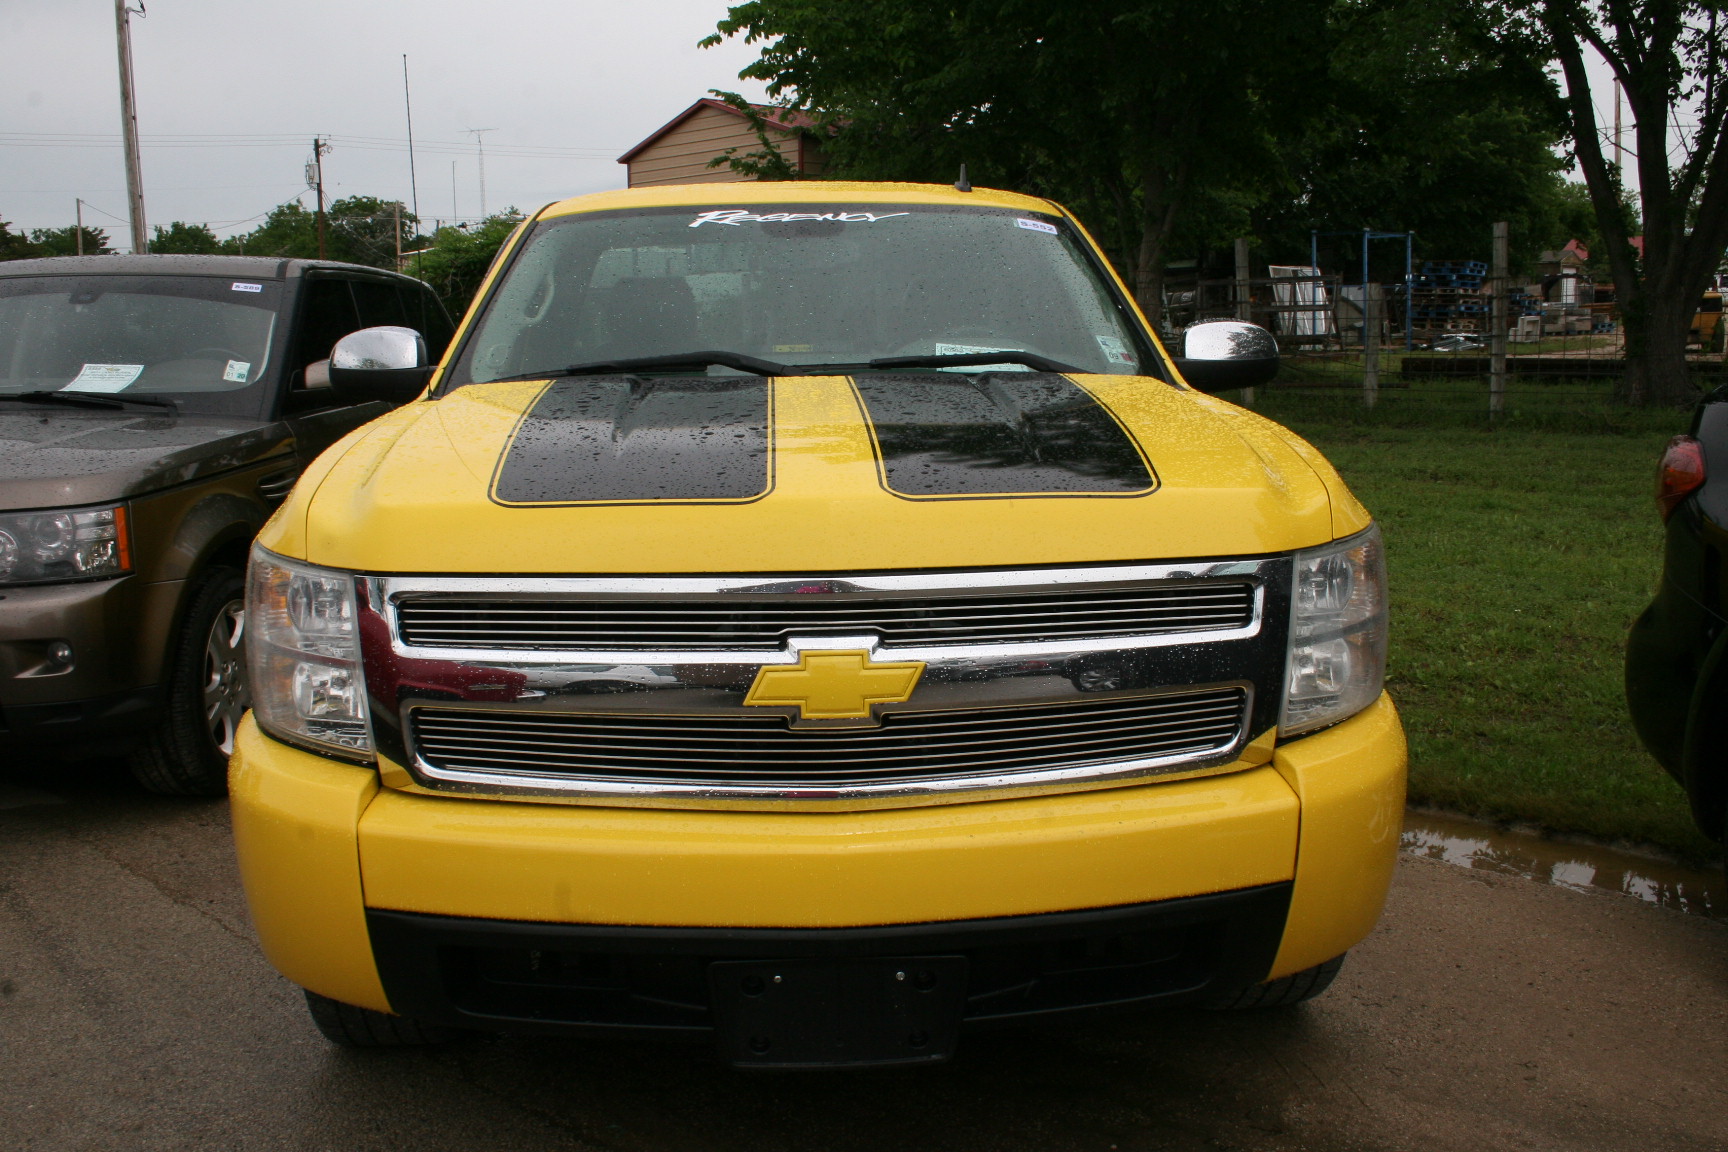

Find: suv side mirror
1171;320;1279;393
328;326;435;404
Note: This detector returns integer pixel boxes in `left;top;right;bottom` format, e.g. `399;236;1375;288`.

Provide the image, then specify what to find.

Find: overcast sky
1;0;771;248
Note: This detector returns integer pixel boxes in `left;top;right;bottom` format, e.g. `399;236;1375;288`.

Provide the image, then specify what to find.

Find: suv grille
394;583;1256;651
408;686;1248;789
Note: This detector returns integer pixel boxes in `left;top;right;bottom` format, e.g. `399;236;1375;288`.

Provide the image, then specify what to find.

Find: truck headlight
1281;524;1387;736
0;504;130;585
247;545;373;761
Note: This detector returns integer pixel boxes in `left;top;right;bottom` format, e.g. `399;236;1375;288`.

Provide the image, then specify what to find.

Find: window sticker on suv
230;282;264;293
1015;218;1058;234
65;363;144;392
689;209;911;228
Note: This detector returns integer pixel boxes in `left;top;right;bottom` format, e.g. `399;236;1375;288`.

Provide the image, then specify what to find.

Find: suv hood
272;374;1368;572
0;406;289;509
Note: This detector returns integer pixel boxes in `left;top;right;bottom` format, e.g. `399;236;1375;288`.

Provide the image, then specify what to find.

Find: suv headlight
247;545;373;761
0;503;130;585
1281;524;1388;736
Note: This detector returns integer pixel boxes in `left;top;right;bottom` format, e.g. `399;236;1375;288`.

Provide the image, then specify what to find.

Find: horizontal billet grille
409;687;1247;789
394;583;1256;651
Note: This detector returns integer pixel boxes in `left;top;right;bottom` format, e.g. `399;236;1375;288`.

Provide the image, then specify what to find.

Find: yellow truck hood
263;374;1368;573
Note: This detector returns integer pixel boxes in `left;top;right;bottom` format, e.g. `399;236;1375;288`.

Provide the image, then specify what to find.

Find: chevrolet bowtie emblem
743;649;925;721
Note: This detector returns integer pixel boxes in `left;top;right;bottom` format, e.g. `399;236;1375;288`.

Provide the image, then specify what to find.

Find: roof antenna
954;164;972;192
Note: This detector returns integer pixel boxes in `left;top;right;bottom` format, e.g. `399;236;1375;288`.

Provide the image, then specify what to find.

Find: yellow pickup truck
232;181;1405;1067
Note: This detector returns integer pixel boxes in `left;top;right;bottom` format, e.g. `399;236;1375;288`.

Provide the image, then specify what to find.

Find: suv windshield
447;204;1156;388
0;275;281;415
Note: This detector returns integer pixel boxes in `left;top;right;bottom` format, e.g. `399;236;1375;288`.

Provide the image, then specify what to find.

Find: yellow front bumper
230;695;1405;1014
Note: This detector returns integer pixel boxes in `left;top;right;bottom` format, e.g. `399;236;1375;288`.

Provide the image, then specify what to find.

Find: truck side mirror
328;326;435;404
1171;320;1279;393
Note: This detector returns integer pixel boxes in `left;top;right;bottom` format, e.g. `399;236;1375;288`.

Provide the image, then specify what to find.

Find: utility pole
451;161;459;222
402;55;420;225
393;201;402;270
467;128;495;217
113;0;148;253
310;138;331;259
75;199;85;256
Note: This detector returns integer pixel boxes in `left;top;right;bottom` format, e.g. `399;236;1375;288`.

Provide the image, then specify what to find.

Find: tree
1530;0;1728;406
150;221;222;254
705;0;1333;328
28;224;114;256
406;211;525;318
1257;0;1570;275
0;216;42;261
326;196;417;270
233;201;320;259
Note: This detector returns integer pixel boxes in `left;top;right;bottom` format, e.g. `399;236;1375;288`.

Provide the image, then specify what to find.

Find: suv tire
1206;953;1346;1010
129;566;248;796
303;990;460;1047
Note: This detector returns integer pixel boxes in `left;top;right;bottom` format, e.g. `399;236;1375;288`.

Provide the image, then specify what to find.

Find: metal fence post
1235;237;1255;406
1491;220;1509;416
1364;283;1382;408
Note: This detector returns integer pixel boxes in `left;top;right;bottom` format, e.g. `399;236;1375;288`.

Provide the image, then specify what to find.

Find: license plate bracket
708;955;968;1068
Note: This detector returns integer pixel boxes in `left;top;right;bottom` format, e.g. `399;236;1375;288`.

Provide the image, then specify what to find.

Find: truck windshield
0;276;280;413
446;204;1155;388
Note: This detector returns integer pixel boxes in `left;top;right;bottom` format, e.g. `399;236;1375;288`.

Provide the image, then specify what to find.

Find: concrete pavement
1;761;1723;1152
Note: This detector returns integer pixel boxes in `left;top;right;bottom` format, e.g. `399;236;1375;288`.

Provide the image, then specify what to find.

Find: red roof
617;98;818;164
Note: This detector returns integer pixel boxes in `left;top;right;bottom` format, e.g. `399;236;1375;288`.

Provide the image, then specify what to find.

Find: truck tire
303;990;460;1047
129;566;249;797
1206;953;1346;1010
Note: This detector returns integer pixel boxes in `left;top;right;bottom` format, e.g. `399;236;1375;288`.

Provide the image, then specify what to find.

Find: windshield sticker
1094;335;1136;366
689;209;911;229
230;281;263;293
64;364;144;392
223;360;252;383
934;342;1033;372
1015;218;1058;235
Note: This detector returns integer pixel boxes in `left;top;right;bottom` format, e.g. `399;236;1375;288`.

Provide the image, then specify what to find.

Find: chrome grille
408;687;1248;789
395;583;1256;651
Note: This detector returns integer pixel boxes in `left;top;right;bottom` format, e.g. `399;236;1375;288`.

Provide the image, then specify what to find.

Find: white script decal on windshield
689;209;911;228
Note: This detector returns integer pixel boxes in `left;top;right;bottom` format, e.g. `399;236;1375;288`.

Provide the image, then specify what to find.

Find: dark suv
1625;385;1728;851
0;254;452;794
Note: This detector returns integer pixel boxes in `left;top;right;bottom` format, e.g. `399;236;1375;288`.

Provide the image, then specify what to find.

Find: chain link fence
1164;260;1721;432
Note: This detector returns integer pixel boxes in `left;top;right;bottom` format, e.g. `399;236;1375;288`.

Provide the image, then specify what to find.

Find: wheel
129;566;249;796
1206;953;1346;1010
303;990;460;1047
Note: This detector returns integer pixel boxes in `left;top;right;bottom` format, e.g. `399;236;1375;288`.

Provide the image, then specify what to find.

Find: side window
291;279;360;384
413;285;457;362
350;279;411;330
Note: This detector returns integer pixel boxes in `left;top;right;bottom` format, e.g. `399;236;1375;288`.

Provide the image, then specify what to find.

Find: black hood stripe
849;373;1156;499
491;376;772;506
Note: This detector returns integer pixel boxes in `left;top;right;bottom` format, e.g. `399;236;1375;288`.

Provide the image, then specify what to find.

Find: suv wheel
303;990;460;1047
129;566;249;796
1205;953;1346;1010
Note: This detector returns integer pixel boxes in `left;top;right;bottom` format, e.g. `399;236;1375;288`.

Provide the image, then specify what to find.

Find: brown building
618;98;826;187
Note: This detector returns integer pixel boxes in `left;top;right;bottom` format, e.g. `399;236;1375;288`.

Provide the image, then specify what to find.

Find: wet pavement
1402;809;1725;919
2;759;1725;1152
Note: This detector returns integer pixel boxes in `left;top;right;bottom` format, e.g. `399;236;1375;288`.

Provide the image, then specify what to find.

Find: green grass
1241;383;1719;864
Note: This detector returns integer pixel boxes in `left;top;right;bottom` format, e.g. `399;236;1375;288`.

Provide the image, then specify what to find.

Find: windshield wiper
861;351;1083;374
488;351;799;382
0;390;178;413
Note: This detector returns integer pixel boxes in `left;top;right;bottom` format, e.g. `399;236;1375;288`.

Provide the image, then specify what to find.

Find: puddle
0;783;65;811
1402;810;1724;919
